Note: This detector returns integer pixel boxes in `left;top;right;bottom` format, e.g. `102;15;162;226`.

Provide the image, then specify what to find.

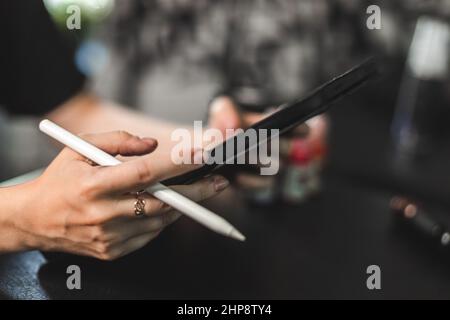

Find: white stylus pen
39;120;245;241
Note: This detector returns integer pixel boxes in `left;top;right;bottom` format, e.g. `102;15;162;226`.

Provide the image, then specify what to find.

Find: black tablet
163;58;379;185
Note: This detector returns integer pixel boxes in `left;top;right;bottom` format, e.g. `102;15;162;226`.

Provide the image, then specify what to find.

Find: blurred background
1;0;450;299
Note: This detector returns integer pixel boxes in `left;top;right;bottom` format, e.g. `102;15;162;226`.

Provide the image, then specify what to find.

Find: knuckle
77;132;90;139
84;205;105;225
90;225;106;241
98;249;119;261
97;252;113;261
79;178;99;200
134;161;154;184
95;239;114;255
148;199;165;214
98;243;109;255
117;130;133;141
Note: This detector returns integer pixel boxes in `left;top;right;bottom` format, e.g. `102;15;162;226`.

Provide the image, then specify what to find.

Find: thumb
61;131;158;162
208;96;242;135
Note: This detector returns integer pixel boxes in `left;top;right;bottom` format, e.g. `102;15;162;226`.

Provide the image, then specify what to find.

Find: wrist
0;179;40;252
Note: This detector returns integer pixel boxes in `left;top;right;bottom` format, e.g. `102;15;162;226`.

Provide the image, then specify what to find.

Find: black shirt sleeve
0;1;85;116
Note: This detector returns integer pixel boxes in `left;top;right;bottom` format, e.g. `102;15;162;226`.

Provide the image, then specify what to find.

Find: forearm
0;182;36;253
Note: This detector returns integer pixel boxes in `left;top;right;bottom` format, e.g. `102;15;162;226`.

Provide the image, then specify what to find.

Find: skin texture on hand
0;131;229;260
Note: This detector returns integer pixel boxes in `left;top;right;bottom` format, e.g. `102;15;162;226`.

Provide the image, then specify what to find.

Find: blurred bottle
282;139;312;203
281;123;328;204
391;17;450;162
305;116;328;196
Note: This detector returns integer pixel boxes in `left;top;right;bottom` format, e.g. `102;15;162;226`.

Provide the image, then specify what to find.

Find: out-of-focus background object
391;17;449;163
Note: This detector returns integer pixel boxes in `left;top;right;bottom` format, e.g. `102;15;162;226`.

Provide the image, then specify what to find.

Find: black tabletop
2;173;450;300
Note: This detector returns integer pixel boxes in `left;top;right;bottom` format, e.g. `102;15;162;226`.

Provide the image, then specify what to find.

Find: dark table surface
2;174;450;300
2;84;450;299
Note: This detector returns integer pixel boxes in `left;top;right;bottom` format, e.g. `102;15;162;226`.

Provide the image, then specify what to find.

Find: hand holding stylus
2;129;231;260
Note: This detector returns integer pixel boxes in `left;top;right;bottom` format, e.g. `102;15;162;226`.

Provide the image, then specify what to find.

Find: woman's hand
207;96;326;188
0;131;229;260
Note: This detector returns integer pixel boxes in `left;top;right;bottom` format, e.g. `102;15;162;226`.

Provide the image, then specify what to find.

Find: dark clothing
0;1;84;116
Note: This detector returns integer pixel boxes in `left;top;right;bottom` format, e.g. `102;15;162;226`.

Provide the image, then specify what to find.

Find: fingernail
143;138;158;148
213;176;230;192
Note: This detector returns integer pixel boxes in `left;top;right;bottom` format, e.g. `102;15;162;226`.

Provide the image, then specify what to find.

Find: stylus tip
229;228;246;242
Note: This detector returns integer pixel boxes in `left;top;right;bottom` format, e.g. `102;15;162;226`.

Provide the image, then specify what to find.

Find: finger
305;115;327;141
44;236;100;258
242;110;310;137
241;105;280;127
208;96;242;134
289;123;310;138
82;131;158;156
107;231;162;260
103;212;181;244
109;192;169;220
92;148;204;195
170;175;230;202
242;112;265;127
63;131;158;162
235;173;275;190
108;175;229;219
